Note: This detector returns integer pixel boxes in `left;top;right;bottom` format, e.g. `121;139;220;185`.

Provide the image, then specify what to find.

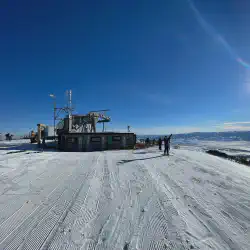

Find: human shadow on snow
118;155;164;164
133;150;157;154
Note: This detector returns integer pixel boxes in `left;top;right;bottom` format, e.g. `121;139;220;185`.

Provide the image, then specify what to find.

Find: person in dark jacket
164;134;172;155
158;137;162;150
42;137;46;150
5;133;9;140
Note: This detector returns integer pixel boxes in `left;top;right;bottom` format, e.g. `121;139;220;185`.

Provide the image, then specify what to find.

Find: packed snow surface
0;141;250;249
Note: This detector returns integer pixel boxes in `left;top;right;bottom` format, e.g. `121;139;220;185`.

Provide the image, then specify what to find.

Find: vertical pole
103;122;104;132
54;100;56;141
67;89;72;116
37;124;41;146
69;90;72;111
67;90;72;132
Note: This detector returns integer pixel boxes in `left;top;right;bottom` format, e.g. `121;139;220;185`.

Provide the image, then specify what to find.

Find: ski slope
0;143;250;249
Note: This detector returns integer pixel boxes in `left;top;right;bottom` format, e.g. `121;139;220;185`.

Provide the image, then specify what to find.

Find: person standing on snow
164;134;172;155
158;137;162;151
42;137;46;150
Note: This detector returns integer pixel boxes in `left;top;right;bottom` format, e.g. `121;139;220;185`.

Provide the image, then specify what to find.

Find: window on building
68;137;77;143
91;137;101;142
112;136;121;141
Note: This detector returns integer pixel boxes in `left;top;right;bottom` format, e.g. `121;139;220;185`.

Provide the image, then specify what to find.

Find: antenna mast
66;90;73;116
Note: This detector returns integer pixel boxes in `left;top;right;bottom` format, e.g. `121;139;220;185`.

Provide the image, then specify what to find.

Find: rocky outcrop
206;150;250;167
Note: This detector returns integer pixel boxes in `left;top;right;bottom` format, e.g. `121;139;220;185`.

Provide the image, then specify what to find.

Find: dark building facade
57;132;136;152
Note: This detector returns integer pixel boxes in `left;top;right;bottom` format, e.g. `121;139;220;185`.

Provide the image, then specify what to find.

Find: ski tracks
143;151;248;249
0;153;100;250
1;148;250;249
48;152;114;250
129;160;189;250
48;151;137;250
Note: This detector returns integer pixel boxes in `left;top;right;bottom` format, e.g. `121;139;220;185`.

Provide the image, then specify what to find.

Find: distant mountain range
138;131;250;141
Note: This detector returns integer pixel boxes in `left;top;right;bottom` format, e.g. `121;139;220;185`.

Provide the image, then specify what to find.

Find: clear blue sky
1;0;250;134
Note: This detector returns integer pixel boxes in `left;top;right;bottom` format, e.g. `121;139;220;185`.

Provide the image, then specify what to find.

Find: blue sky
1;0;250;135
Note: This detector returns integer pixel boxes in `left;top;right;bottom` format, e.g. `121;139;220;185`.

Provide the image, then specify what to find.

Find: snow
0;141;250;249
176;140;250;157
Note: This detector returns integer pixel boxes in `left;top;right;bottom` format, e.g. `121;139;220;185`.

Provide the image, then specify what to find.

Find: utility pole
54;99;56;139
66;89;73;116
49;94;56;140
68;90;72;114
49;90;74;138
127;125;131;132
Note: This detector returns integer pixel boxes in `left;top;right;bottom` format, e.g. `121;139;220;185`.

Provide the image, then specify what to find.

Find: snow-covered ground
176;140;250;156
0;141;250;249
0;140;36;155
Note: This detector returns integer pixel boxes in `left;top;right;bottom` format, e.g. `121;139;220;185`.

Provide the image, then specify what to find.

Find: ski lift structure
56;91;136;152
69;109;111;133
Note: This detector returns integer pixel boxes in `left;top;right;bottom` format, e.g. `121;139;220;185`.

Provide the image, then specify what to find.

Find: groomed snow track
0;146;250;249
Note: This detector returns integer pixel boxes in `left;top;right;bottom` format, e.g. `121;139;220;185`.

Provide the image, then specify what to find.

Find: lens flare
237;58;250;69
188;0;250;70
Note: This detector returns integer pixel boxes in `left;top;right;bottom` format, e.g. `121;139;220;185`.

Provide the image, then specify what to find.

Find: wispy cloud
224;121;250;125
187;0;250;69
221;125;250;131
212;121;250;131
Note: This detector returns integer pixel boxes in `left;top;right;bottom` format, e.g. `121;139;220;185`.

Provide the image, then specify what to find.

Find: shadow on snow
0;141;58;153
118;155;164;164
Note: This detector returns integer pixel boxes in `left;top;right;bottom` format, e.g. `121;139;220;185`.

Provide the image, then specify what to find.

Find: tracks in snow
141;150;249;249
46;150;195;250
0;148;250;249
0;153;101;250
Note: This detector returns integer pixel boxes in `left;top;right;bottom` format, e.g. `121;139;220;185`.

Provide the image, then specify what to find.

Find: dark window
67;138;73;143
91;137;101;142
68;137;77;143
112;136;121;141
